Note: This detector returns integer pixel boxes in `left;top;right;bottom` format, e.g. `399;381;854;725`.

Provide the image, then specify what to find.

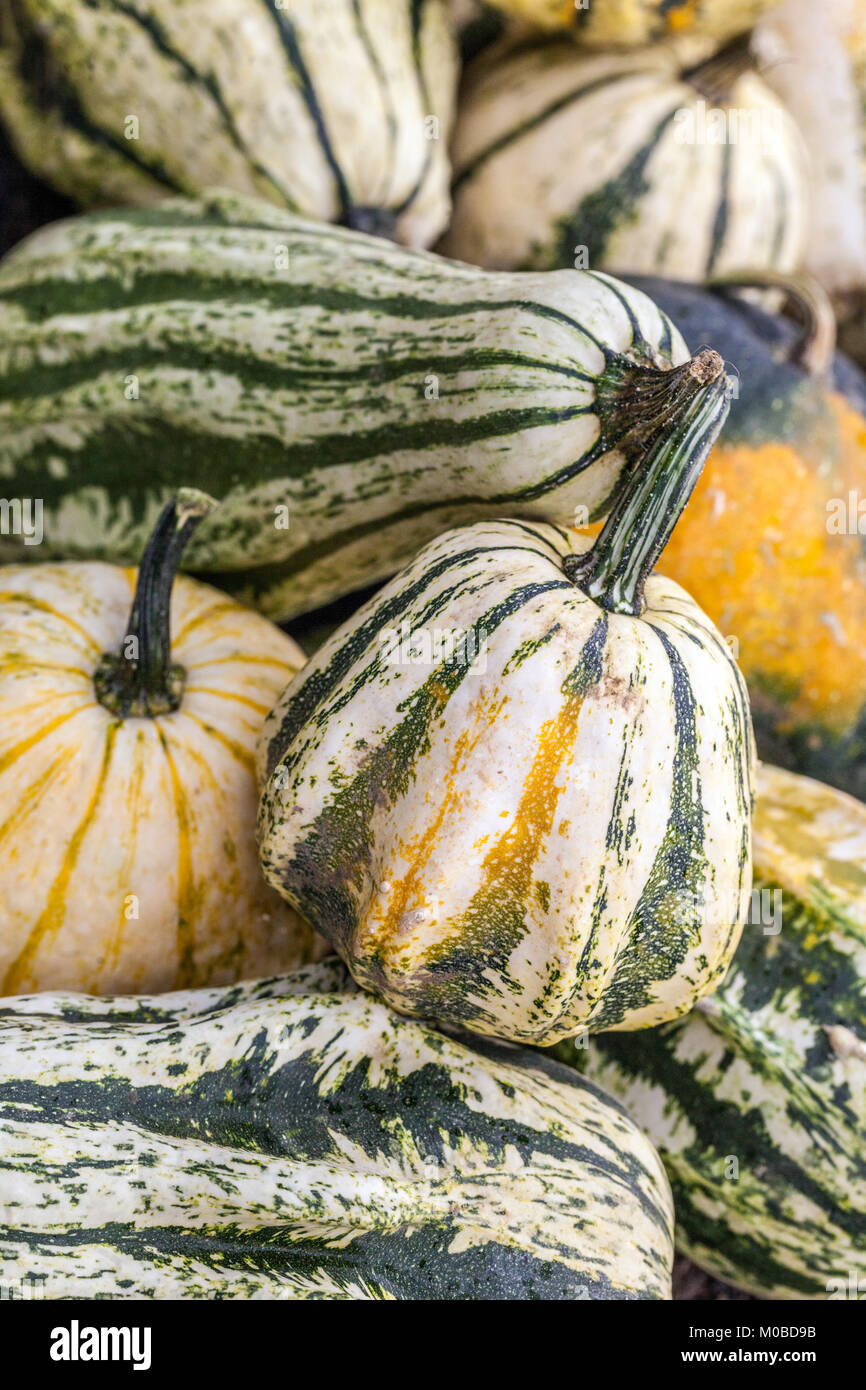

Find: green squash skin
0;961;674;1300
0;191;696;619
553;764;866;1300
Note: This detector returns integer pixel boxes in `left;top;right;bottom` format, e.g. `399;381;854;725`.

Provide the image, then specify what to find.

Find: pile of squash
0;0;863;1303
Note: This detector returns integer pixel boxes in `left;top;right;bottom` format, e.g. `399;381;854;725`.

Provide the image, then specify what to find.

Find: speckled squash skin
0;192;705;619
0;0;458;249
556;762;866;1300
479;0;782;44
0;503;325;995
0;959;675;1300
442;37;808;282
629;276;866;803
258;506;755;1045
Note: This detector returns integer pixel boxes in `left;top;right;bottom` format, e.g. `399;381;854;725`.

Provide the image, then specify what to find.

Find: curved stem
709;270;836;378
94;489;217;718
564;350;730;615
682;33;754;105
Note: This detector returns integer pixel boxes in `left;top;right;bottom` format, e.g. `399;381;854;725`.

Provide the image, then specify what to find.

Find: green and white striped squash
0;191;706;621
258;353;756;1047
442;36;809;281
555;763;866;1300
0;0;458;249
0;491;325;997
0;958;675;1300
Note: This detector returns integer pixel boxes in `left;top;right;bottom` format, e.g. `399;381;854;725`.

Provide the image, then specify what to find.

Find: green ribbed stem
94;489;217;718
564;349;730;616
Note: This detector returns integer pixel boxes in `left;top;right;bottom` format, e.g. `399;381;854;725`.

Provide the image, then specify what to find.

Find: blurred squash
443;35;808;281
629;272;866;802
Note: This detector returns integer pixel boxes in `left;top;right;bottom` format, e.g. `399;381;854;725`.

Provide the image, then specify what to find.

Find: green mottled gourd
258;350;756;1046
0;191;705;620
0;0;458;248
0;959;675;1300
555;762;866;1300
442;35;809;282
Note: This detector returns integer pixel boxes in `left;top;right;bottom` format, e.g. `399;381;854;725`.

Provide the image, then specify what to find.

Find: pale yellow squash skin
0;562;326;995
0;0;458;248
443;38;808;282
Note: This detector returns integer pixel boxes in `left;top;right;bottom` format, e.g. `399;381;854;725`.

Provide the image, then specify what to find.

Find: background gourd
0;491;324;995
442;35;809;282
0;0;458;248
555;762;866;1300
628;273;866;803
0;959;675;1300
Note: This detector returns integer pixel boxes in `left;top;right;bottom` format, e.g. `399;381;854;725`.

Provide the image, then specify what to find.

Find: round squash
628;272;866;804
0;0;458;248
0;958;675;1300
442;35;809;281
0;490;324;996
478;0;783;44
556;762;866;1300
258;352;756;1045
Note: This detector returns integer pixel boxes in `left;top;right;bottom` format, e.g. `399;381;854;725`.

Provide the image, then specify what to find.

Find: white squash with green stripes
442;36;809;281
0;0;458;247
0;191;705;619
258;353;756;1045
0;959;675;1299
557;763;866;1299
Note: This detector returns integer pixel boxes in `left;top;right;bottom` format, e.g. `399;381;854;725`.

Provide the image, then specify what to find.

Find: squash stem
94;490;217;718
682;33;754;104
709;271;836;378
564;350;730;615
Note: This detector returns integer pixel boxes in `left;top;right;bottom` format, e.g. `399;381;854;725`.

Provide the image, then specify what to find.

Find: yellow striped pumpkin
0;491;325;996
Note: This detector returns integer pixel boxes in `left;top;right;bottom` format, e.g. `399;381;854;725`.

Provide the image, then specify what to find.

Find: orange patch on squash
659;396;866;735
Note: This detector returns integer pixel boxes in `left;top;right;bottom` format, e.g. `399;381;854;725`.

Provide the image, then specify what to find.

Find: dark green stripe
9;0;179;194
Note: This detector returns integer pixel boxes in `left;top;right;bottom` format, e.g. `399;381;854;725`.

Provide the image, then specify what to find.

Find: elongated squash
0;959;675;1300
555;763;866;1300
0;491;324;996
258;352;756;1046
443;36;809;282
628;273;866;804
0;191;702;620
0;0;458;248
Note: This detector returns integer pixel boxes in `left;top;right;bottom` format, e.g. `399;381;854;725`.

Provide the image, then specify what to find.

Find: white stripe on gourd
257;350;755;1044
